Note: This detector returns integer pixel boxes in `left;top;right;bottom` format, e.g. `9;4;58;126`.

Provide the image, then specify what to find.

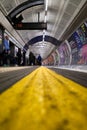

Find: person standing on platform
29;51;35;65
37;54;42;65
17;48;22;66
4;36;10;51
3;36;10;66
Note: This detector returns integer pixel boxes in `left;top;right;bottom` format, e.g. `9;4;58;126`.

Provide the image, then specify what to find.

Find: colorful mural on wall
68;20;87;65
0;28;3;53
68;32;79;64
43;20;87;66
58;42;70;65
43;54;54;65
51;50;59;65
47;55;54;65
78;44;87;64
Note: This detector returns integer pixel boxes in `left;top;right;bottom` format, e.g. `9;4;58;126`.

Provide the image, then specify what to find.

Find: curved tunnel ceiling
24;35;61;50
0;0;87;60
8;0;44;19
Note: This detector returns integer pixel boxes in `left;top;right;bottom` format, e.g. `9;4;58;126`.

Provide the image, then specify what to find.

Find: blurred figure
37;54;42;65
29;51;35;65
2;49;10;66
3;36;10;66
17;48;22;66
21;51;26;66
4;36;10;51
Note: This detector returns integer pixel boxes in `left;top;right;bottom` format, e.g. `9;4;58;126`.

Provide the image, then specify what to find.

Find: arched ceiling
23;35;61;59
0;0;87;59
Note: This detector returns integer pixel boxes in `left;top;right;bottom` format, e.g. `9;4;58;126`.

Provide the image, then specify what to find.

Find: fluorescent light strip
44;0;48;22
43;0;48;41
44;15;47;23
45;0;48;11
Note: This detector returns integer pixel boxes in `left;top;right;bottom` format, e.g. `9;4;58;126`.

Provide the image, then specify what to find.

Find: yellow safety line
0;66;87;130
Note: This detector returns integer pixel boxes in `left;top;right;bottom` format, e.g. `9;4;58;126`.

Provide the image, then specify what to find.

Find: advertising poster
43;54;54;65
0;27;3;65
68;33;79;64
68;20;87;65
47;55;54;65
75;21;87;64
73;31;82;49
0;34;2;45
52;50;59;65
0;29;3;53
55;50;59;65
42;58;49;65
76;23;87;45
58;42;70;65
78;44;87;64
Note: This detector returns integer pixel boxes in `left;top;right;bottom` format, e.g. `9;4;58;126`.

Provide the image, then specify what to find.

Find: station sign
13;22;47;30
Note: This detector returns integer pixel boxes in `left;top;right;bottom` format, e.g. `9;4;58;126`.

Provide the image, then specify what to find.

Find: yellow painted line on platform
0;66;87;130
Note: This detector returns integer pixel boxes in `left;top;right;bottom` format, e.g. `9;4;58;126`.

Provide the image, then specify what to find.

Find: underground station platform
0;66;87;130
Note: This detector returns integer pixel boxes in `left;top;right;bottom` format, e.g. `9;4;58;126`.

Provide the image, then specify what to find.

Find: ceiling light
45;0;48;11
42;0;48;42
